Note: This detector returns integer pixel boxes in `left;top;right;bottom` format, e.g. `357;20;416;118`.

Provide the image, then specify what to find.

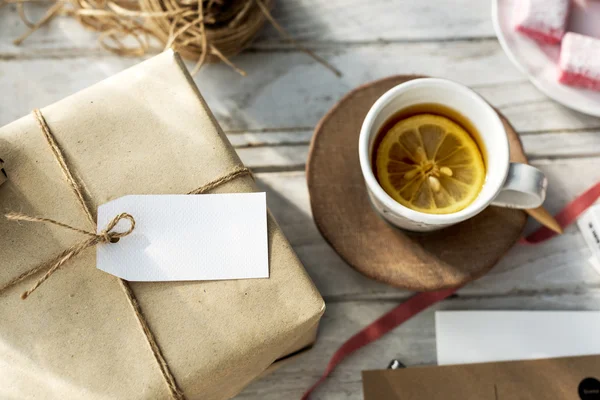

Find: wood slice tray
306;75;527;291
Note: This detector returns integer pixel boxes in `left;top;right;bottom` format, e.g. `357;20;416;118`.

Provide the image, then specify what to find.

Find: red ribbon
520;182;600;244
302;182;600;399
300;288;458;400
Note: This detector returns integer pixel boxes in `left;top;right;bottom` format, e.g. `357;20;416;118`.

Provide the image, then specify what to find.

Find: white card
435;311;600;365
96;193;269;281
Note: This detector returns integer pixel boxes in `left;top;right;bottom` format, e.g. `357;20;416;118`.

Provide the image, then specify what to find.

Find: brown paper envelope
363;355;600;399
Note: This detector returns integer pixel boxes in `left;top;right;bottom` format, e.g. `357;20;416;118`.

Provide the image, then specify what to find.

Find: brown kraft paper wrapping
0;50;324;400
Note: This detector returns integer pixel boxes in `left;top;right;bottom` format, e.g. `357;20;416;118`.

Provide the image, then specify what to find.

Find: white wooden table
2;1;600;399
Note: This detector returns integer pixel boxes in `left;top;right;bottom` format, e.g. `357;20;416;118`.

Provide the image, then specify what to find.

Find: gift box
0;50;324;399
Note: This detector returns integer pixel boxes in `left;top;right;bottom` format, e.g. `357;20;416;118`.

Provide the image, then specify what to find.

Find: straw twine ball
141;0;273;65
12;0;339;76
15;0;272;73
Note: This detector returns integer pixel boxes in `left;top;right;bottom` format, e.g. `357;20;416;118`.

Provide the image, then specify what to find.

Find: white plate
492;0;600;117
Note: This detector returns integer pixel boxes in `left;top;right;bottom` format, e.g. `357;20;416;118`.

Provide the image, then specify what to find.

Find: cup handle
491;163;547;209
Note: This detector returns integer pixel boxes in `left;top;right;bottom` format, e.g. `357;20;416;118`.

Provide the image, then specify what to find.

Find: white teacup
358;78;547;232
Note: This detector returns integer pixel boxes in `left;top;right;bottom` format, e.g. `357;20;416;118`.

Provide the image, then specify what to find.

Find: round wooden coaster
307;75;527;291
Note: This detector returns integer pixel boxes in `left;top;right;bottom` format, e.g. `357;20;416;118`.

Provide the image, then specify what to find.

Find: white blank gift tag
96;193;269;281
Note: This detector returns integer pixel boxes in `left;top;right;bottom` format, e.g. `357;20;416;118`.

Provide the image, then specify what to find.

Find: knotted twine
1;108;252;399
6;212;135;299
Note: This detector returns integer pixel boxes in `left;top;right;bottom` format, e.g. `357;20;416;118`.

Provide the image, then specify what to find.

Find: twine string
5;212;135;299
254;0;341;77
32;108;96;226
13;0;65;45
1;109;251;399
0;163;251;297
187;165;250;194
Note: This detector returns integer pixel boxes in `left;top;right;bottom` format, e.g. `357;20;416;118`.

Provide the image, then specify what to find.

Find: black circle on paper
579;377;600;399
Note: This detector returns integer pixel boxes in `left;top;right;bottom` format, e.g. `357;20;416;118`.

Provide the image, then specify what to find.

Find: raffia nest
9;0;340;76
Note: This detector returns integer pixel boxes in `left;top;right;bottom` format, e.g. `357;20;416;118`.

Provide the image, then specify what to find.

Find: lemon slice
375;114;485;214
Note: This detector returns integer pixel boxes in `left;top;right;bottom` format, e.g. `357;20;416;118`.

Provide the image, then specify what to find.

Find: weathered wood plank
238;145;308;171
520;131;600;158
228;130;312;147
1;42;599;133
256;0;495;43
233;130;600;170
0;0;495;55
229;130;600;161
255;156;600;300
239;292;600;399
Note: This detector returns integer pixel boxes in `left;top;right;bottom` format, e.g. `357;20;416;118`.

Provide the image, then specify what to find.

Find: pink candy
559;32;600;91
515;0;570;44
513;0;600;91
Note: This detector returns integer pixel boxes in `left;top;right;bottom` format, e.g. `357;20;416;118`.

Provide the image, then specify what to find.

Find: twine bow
5;212;135;299
1;108;251;400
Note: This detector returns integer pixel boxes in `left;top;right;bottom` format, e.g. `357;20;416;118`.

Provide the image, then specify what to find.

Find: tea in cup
359;78;547;231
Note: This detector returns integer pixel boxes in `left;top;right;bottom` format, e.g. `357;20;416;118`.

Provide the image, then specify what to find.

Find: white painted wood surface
1;1;599;399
